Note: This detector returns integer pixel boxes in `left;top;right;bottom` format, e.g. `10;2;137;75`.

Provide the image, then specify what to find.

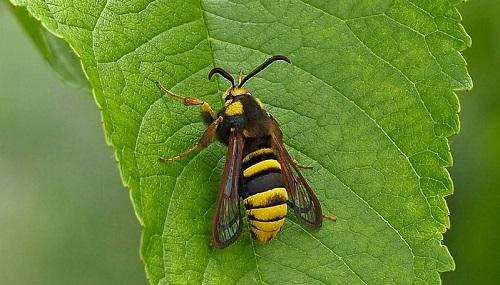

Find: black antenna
208;67;235;88
238;55;291;87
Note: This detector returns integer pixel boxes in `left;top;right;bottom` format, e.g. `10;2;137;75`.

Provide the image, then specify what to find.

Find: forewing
211;130;245;248
269;117;322;228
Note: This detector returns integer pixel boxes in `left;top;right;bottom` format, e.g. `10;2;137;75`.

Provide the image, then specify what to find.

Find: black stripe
251;224;279;233
241;172;284;198
245;195;287;210
242;153;276;169
248;214;286;222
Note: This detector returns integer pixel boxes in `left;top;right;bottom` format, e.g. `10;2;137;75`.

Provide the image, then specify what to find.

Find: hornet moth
157;55;334;249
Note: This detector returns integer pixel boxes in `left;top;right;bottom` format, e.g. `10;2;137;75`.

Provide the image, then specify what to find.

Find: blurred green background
0;1;498;284
442;0;500;284
0;2;146;284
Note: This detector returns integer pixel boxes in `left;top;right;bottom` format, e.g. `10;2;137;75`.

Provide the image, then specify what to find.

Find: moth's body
203;88;288;242
205;88;271;144
158;55;330;249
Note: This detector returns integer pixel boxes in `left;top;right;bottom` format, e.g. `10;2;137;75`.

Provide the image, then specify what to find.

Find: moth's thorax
216;93;271;144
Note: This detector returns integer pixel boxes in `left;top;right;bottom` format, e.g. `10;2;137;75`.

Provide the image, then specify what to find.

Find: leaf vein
287;219;368;285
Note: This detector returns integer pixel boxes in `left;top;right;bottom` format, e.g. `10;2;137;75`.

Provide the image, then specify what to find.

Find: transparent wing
269;117;322;228
211;130;245;248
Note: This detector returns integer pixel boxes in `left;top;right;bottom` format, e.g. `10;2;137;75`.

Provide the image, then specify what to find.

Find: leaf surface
11;0;471;284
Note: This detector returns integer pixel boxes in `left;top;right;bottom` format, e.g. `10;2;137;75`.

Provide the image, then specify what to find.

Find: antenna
208;67;235;88
238;55;291;87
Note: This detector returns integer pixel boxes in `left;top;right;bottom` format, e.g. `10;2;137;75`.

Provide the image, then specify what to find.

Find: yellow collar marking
224;100;244;116
223;87;249;100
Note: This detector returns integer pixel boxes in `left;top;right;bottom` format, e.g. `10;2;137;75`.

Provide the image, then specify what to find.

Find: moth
158;55;333;248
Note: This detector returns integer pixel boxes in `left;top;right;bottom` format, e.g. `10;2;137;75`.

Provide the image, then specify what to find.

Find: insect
157;55;332;249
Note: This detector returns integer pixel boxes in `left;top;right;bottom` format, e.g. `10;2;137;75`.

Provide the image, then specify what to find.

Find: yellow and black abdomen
241;147;288;243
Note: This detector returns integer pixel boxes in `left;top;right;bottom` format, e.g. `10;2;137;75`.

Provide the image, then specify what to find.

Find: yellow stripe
250;218;285;232
232;87;248;96
251;227;279;243
243;159;281;178
246;204;287;221
225;101;244;116
242;148;274;163
244;188;288;208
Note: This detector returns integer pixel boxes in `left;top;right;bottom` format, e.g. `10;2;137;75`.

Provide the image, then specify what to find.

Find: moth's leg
159;116;223;162
292;159;313;169
322;213;337;222
156;81;217;121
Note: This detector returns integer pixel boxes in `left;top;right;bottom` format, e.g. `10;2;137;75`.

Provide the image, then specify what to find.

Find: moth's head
208;55;291;103
222;86;249;104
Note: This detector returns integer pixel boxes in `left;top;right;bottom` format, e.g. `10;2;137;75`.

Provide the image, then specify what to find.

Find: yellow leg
293;159;313;169
323;213;337;222
159;116;223;162
156;81;217;119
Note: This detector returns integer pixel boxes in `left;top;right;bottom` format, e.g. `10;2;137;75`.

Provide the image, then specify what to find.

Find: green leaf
11;0;471;284
7;2;90;91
